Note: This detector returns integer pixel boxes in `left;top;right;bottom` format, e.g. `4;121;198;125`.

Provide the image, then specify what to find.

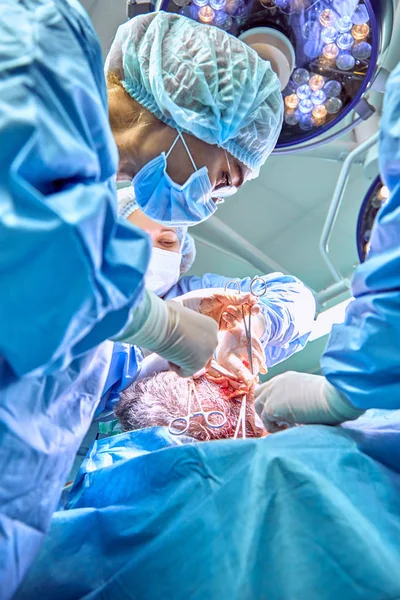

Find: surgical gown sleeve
0;1;149;596
165;273;316;367
95;342;143;416
0;0;151;378
322;62;400;411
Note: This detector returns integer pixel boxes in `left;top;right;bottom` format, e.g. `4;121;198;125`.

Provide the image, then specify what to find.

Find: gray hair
115;371;265;442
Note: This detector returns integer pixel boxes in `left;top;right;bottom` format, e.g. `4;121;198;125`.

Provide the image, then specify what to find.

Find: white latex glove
171;288;260;331
114;290;218;377
255;371;365;432
216;320;268;388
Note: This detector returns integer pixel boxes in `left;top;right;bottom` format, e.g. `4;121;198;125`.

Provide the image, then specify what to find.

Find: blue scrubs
322;62;400;411
0;1;150;595
15;411;400;600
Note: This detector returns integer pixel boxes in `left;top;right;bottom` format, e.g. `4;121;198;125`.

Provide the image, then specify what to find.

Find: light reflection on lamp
337;33;354;50
292;68;310;85
336;16;352;32
296;84;312;100
352;41;372;59
319;8;336;27
198;5;215;22
326;97;342;113
298;99;313;113
210;0;225;9
309;74;325;91
284;94;299;109
352;23;369;40
323;43;339;59
336;52;355;70
312;104;327;119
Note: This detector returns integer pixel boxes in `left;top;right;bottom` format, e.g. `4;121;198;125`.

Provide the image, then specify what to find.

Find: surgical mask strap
166;130;198;172
224;150;232;179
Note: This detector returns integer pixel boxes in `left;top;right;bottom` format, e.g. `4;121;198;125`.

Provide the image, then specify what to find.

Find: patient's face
116;372;267;442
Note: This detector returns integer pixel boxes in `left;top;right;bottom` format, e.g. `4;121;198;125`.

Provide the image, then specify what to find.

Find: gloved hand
255;371;365;432
216;322;268;389
172;288;260;330
114;290;218;377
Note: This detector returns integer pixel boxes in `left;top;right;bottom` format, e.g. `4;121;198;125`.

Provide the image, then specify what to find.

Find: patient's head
115;371;267;442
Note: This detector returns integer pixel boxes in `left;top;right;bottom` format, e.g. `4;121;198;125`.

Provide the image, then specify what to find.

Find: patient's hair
115;371;265;442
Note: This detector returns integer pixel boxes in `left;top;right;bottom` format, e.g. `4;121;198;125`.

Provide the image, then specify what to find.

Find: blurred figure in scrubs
255;61;400;432
0;2;284;595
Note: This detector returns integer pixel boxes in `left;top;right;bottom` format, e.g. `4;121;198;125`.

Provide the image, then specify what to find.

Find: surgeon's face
116;120;250;198
109;76;251;197
116;371;267;442
127;209;180;253
164;130;250;197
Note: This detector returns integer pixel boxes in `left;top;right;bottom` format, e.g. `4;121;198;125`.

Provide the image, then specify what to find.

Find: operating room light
335;16;352;32
297;84;312;100
309;298;353;341
299;99;313;114
357;176;389;262
145;0;380;149
352;41;372;59
309;74;325;91
312;104;327;119
351;23;370;40
336;53;356;70
210;0;226;9
284;94;299;109
292;68;310;86
324;80;341;97
337;33;354;50
326;97;342;113
319;8;336;27
378;185;389;200
311;90;326;105
198;5;215;21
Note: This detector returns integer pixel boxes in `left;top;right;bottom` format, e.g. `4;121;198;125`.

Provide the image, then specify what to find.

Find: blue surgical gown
15;411;400;600
322;61;400;411
0;1;150;595
98;272;316;415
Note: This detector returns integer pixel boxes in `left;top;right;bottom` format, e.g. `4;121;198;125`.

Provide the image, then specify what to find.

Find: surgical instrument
224;277;267;439
168;380;227;436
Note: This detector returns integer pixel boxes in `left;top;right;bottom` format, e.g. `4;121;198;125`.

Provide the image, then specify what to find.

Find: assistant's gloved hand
172;288;260;330
255;371;365;432
114;290;218;377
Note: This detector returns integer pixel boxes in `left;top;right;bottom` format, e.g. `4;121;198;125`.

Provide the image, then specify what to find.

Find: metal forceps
168;379;227;436
224;277;267;439
224;277;267;375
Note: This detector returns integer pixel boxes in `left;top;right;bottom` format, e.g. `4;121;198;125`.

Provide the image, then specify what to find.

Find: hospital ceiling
80;0;399;375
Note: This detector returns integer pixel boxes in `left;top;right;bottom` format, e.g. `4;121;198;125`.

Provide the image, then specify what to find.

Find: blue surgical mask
132;131;220;227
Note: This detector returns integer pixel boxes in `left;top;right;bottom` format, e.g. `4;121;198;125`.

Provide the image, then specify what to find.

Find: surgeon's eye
157;233;180;251
216;171;232;191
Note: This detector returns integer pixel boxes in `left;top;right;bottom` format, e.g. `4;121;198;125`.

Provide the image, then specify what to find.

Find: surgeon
255;61;400;432
0;2;284;595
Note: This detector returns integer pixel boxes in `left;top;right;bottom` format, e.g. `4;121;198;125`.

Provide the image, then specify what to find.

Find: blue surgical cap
106;12;283;177
117;186;195;274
